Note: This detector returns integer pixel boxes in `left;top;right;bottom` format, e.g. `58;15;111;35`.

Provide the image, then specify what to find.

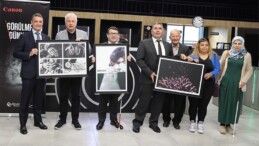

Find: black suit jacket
13;31;50;79
173;43;193;58
137;38;172;84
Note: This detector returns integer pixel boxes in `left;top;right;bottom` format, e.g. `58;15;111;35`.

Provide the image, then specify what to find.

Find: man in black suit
162;29;193;129
132;23;172;133
96;26;124;130
13;13;49;135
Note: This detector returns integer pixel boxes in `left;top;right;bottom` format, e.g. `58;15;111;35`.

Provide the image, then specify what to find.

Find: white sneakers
189;121;204;134
197;121;204;134
189;121;196;133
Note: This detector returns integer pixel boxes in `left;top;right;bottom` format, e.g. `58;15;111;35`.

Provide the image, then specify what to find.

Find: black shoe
96;122;104;130
34;122;48;129
163;122;170;127
110;121;123;129
54;120;66;130
20;126;28;135
173;123;180;129
149;124;161;133
72;120;82;130
132;125;140;133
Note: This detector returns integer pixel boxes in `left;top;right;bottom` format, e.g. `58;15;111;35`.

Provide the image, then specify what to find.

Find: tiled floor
0;102;259;146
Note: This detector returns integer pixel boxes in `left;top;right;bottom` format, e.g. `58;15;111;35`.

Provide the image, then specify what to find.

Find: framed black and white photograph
37;40;88;78
95;44;129;93
154;57;204;98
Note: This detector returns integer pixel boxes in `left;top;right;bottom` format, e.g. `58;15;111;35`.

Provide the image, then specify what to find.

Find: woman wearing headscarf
218;36;253;134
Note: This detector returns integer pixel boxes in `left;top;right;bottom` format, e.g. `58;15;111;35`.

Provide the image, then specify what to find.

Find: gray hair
170;29;181;36
65;12;78;22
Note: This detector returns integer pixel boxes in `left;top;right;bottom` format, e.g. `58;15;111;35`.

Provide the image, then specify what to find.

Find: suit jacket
13;31;50;79
137;38;172;84
173;43;193;58
55;28;92;55
55;29;88;40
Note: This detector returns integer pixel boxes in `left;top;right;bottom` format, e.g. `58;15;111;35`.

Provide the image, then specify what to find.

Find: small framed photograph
154;57;204;98
223;43;231;50
216;42;224;49
94;44;129;93
37;40;88;78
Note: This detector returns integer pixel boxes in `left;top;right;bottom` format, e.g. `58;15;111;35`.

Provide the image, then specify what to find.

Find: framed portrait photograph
37;40;88;78
154;57;204;98
95;44;129;93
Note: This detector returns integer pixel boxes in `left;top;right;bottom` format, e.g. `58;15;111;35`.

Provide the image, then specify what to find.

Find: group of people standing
13;12;253;136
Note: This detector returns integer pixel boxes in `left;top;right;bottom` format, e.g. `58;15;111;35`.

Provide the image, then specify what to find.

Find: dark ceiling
46;0;259;22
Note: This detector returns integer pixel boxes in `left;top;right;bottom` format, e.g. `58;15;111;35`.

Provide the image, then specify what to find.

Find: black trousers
188;79;214;122
98;94;119;122
162;94;186;124
19;78;46;126
133;84;165;127
58;77;81;122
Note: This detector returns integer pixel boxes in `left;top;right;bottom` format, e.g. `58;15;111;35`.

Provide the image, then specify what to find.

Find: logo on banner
3;7;23;12
6;102;20;108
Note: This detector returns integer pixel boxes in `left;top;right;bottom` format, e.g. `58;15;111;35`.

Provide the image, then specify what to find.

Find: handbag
212;82;220;97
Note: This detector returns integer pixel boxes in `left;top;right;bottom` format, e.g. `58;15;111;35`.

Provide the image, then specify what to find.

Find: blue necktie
35;32;41;40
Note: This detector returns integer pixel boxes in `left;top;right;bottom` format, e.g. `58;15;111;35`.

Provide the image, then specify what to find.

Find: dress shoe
149;124;161;133
34;122;48;129
20;126;28;135
163;122;169;127
110;121;123;129
96;122;104;130
132;125;140;133
173;123;180;129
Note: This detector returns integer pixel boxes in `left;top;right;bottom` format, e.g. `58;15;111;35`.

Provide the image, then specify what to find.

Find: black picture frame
37;40;88;78
154;57;204;98
94;44;129;93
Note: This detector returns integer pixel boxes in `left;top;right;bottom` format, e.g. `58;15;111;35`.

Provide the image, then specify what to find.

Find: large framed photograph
37;40;88;78
154;57;204;98
95;44;129;93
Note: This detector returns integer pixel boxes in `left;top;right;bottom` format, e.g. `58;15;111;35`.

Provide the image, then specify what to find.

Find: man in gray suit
54;12;89;130
162;29;193;129
132;22;172;133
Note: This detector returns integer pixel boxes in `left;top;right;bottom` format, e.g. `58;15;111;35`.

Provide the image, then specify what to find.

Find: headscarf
228;36;247;60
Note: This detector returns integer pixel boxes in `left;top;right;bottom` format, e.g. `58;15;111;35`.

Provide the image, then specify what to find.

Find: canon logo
3;7;23;13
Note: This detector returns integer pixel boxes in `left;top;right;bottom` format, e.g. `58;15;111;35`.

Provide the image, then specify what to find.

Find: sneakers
189;121;196;133
226;126;234;135
219;126;227;134
72;120;82;130
54;120;66;130
197;121;204;134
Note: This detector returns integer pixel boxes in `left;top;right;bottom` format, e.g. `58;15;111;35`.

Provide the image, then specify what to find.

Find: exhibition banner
0;0;50;113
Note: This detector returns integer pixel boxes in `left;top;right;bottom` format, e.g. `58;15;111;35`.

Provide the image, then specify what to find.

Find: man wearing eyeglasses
96;26;124;130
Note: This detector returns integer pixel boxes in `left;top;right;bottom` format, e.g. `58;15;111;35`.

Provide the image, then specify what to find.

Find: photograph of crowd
155;57;204;97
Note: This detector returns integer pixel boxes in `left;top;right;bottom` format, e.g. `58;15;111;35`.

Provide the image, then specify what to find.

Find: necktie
35;32;41;40
157;40;162;56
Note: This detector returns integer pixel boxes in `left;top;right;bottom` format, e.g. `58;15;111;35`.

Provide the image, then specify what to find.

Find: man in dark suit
13;13;49;135
162;29;193;129
54;12;89;130
96;26;124;130
132;22;172;133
